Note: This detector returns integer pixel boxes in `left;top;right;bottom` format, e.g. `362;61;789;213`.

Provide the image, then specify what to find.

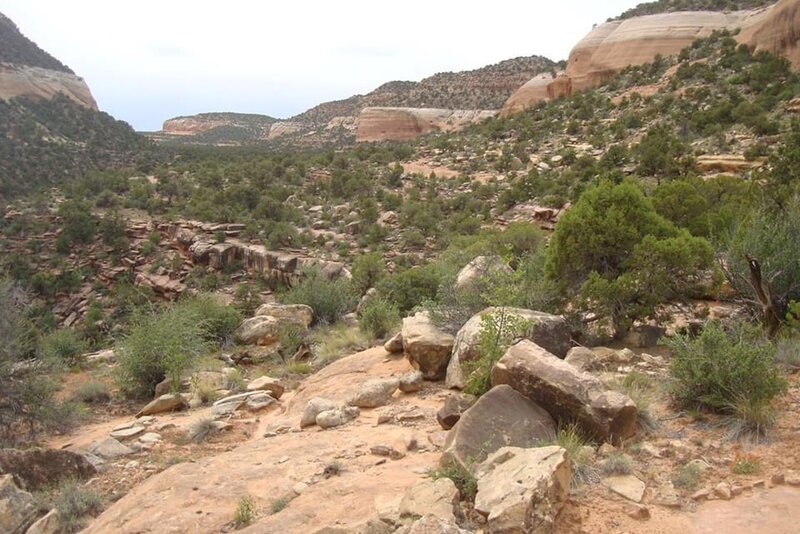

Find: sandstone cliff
739;0;800;67
161;112;278;141
355;107;497;143
0;12;97;109
501;2;790;116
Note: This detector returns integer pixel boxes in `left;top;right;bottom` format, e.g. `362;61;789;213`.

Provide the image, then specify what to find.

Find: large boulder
349;378;400;408
233;316;281;345
441;385;556;472
446;308;570;389
402;312;454;380
454;256;512;293
474;446;570;534
0;449;96;491
254;303;314;328
491;340;638;445
0;475;36;534
246;376;285;399
436;393;476;430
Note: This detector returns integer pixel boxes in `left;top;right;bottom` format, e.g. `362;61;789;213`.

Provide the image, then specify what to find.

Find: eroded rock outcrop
739;0;800;68
356;107;497;142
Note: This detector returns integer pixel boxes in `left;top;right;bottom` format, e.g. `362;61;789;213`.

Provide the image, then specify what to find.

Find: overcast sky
2;0;642;131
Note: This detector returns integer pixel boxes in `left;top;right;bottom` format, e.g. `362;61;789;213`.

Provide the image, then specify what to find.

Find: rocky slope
501;0;797;116
0;12;96;109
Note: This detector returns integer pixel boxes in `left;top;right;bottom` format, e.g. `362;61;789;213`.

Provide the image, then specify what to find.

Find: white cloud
1;0;643;130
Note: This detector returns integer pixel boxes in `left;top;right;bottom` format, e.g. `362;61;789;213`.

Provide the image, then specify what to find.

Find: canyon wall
501;1;800;116
0;63;97;109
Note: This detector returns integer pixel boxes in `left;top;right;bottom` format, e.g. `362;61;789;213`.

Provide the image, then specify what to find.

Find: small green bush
115;306;213;398
350;252;386;296
174;295;242;344
51;481;104;533
234;495;257;528
357;297;400;339
74;381;111;404
428;463;478;502
280;268;357;325
463;310;531;397
554;423;597;486
270;496;290;514
667;322;787;413
40;329;87;367
672;462;702;490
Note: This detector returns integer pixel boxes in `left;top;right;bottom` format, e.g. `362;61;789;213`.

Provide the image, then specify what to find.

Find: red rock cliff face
501;1;800;117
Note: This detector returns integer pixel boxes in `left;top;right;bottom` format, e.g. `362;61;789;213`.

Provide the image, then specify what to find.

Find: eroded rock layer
0;63;96;109
356;107;497;143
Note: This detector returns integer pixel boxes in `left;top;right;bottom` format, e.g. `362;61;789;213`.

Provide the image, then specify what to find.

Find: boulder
0;475;36;534
405;515;471;534
564;347;596;371
453;256;512;293
316;407;360;429
349;378;400;408
233;316;281;345
0;449;96;491
246;376;285;399
402;312;454;380
25;508;60;534
245;393;276;412
441;385;556;472
88;438;134;459
384;332;404;353
399;478;460;523
446;308;570;389
254;303;314;328
436;394;476;430
491;340;638;444
399;371;424;394
301;397;341;428
137;394;186;417
474;446;570;534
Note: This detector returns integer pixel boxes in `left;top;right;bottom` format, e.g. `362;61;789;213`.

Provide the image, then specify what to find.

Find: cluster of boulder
376;275;640;531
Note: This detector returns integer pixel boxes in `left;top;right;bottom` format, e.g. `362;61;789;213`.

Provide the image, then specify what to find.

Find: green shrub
49;481;104;533
463;310;531;397
350;252;386;296
233;283;262;316
174;295;242;344
115;305;213;398
553;423;597;486
732;456;761;475
279;268;357;325
233;495;257;528
377;263;445;314
672;462;702;490
74;381;111;404
358;297;400;339
270;496;291;514
428;463;478;502
667;322;787;415
40;329;87;367
600;453;633;476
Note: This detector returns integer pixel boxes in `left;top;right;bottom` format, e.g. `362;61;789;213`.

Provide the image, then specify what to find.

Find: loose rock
349;378;400;408
436;393;475;430
399;371;424;394
474;446;571;534
246;376;285;399
136;394;186;417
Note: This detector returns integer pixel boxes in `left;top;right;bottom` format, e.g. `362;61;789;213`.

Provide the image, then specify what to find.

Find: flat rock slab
602;475;646;503
110;426;145;440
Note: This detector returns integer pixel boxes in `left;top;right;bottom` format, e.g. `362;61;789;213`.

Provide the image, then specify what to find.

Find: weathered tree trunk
746;255;781;338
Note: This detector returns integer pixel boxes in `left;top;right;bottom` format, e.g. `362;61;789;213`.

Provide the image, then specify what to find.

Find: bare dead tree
746;255;782;338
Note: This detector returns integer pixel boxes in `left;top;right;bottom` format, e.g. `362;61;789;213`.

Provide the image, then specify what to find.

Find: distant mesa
153;55;555;145
501;0;800;117
0;12;96;109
